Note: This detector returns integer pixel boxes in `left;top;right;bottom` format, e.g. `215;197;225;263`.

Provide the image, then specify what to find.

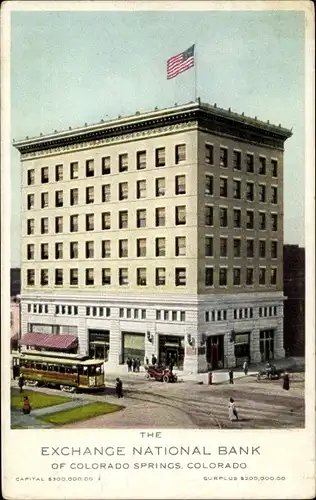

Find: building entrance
260;329;275;361
234;332;251;367
88;330;109;361
158;335;184;369
206;335;224;370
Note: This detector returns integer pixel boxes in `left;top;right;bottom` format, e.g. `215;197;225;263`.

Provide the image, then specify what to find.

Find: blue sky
10;9;305;267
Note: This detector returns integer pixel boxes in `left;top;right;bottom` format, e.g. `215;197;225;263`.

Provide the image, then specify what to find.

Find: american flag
167;45;195;80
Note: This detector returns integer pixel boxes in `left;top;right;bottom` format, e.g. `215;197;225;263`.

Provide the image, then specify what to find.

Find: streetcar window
66;367;72;374
31;362;36;369
96;366;101;374
59;366;65;374
42;363;47;371
53;365;59;372
48;364;53;371
71;366;78;374
36;363;42;369
83;366;88;373
89;366;96;376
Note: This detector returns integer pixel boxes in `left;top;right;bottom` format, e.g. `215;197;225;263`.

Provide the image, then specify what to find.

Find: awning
19;333;78;350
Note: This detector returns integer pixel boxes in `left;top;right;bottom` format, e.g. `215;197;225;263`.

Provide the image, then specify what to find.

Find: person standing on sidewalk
115;378;123;398
18;373;25;393
282;371;290;391
229;368;234;384
243;359;249;376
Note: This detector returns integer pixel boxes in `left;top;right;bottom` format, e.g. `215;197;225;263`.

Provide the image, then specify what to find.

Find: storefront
88;330;110;360
234;332;251;367
206;335;224;370
122;332;145;364
260;329;275;362
158;335;184;369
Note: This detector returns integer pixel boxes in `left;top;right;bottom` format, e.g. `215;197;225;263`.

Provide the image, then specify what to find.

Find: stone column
77;306;88;355
183;311;199;374
274;304;285;359
144;309;158;362
107;309;121;367
225;332;236;368
250;328;261;364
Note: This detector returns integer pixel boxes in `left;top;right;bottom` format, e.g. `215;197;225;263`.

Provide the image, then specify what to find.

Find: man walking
243;359;249;376
282;371;290;391
115;377;123;398
229;368;234;385
18;373;25;393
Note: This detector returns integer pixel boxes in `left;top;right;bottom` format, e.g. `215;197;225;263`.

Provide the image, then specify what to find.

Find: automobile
145;365;178;383
256;363;282;381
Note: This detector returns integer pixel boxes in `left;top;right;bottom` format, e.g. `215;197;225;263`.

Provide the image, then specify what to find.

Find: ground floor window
206;335;224;369
260;329;274;362
122;332;145;364
234;332;251;367
158;335;184;369
89;330;110;361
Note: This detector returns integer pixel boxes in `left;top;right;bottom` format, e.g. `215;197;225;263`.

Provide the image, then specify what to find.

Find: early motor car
145;365;178;383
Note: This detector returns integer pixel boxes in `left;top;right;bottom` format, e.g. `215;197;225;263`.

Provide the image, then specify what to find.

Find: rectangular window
233;238;241;258
102;240;111;258
205;267;214;286
164;310;169;321
41;217;49;234
175;205;186;225
205;144;214;165
259;184;266;202
136;180;146;199
70;242;78;259
119;210;128;229
246;210;254;229
233;180;241;199
233;267;241;286
85;241;94;259
86;159;94;177
27;244;34;260
40;269;48;286
271;268;277;285
220;207;228;227
137;268;147;286
246;153;254;173
175;268;186;286
55;216;63;234
219;267;227;286
119;268;128;286
259;268;266;285
137;150;146;170
233;209;241;228
220;237;228;257
41;167;49;183
27;169;35;185
70;162;79;179
156;310;161;320
55;190;63;207
175;144;186;164
259;240;266;258
175;175;186;194
155;147;166;167
205;205;213;226
137;209;146;228
259;212;266;230
137;238;146;257
119;239;128;258
233;150;241;170
102;212;111;230
102;184;111;202
220;147;228;168
271;240;278;259
119;153;128;172
246;239;254;258
27;269;35;286
259;156;266;175
27;194;35;210
271;186;278;204
55;164;63;181
40;243;49;260
175;236;186;256
119;182;128;200
55;242;63;259
205;236;213;257
70;188;78;206
102;156;111;175
55;269;63;286
220;177;228;197
271;213;278;231
205;175;213;195
70;214;79;232
271;159;278;177
156;268;166;286
141;309;146;319
155;177;165;197
155;237;166;257
246;182;254;201
180;311;186;322
102;268;111;285
172;311;177;321
246;268;254;285
70;268;78;286
86;214;94;231
85;268;94;285
86;186;94;204
155;207;165;227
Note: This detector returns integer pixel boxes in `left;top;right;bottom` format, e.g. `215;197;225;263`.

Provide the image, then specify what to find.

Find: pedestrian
243;359;249;376
126;357;132;372
228;397;239;421
18;373;25;393
151;354;157;366
169;359;174;372
136;358;141;372
115;377;123;398
229;368;234;384
13;364;19;380
282;371;290;391
145;357;149;367
132;358;137;373
22;396;32;415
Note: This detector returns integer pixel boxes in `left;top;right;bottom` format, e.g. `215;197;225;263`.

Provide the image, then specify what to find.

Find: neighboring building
10;298;20;351
14;99;292;373
10;268;21;298
283;244;305;357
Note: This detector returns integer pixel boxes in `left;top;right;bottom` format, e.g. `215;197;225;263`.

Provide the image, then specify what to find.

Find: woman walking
228;397;239;421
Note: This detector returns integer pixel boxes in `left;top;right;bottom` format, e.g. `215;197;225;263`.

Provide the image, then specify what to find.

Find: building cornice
14;100;292;160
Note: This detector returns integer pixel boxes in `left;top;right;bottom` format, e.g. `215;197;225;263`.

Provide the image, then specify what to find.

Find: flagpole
194;43;197;101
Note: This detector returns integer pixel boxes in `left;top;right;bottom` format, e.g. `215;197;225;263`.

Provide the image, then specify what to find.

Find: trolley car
12;350;105;392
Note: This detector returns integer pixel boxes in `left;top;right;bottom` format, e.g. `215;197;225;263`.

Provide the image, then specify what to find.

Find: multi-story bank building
14;100;292;373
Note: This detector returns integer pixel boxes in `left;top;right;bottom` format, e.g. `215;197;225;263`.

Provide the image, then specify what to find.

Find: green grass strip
39;402;122;426
11;389;69;410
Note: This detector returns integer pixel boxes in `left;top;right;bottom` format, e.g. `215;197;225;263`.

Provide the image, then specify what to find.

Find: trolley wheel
163;375;169;383
145;373;150;380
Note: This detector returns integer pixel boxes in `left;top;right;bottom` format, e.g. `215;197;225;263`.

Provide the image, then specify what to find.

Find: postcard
1;1;315;499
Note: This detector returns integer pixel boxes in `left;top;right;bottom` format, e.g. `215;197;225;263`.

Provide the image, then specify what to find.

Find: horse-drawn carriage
256;363;282;381
145;365;178;383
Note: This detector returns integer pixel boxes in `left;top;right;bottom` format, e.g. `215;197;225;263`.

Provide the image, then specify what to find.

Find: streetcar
11;350;105;392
